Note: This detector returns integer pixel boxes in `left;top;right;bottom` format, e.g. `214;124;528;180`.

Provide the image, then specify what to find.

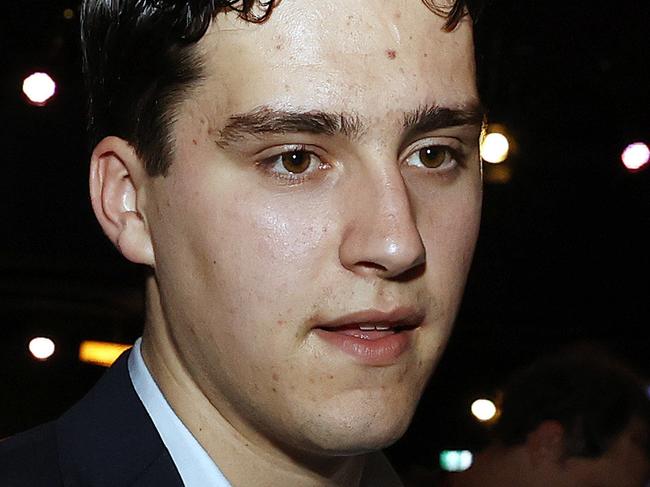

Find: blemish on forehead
386;49;397;60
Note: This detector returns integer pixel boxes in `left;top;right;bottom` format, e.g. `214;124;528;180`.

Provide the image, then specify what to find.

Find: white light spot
471;398;497;422
29;337;56;360
22;72;56;106
621;142;650;171
481;132;510;164
386;242;399;255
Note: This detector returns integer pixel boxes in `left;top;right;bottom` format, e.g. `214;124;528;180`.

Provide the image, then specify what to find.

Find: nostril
389;261;426;282
355;261;388;272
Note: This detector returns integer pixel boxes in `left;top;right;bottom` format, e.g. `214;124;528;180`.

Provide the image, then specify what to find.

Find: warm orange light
471;399;498;422
79;340;131;367
481;132;510;164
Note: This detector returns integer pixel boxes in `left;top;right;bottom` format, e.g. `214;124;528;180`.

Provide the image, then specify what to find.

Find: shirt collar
128;338;231;487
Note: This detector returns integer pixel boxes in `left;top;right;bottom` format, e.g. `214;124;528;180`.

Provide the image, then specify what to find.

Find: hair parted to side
493;346;650;459
81;0;482;176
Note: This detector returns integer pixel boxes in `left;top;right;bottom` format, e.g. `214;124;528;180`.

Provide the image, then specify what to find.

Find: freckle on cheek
386;49;397;60
272;373;279;381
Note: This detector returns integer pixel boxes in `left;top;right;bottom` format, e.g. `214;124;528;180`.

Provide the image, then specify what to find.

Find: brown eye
418;147;448;168
281;151;312;174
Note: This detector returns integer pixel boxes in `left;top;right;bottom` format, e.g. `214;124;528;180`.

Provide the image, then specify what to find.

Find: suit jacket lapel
55;350;184;486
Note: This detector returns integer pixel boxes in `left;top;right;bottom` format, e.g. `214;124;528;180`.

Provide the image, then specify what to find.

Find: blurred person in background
442;346;650;487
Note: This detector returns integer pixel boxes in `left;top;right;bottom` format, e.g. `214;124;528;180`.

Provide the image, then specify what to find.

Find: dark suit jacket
0;351;184;486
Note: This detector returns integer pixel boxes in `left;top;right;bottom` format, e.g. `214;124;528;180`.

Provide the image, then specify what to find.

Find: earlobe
89;136;156;267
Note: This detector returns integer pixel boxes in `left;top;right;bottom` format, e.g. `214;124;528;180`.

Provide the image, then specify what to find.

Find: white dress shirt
128;338;231;487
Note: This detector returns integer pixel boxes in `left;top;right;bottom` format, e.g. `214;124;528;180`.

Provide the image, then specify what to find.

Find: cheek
408;174;482;319
252;200;333;266
413;176;482;267
154;172;339;317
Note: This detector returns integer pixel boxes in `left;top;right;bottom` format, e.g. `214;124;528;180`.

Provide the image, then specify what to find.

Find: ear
89;136;155;267
525;420;566;466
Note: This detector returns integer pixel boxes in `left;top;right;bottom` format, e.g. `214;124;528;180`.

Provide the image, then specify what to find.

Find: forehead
194;0;477;123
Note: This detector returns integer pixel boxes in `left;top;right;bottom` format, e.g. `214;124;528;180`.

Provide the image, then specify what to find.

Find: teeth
358;325;392;331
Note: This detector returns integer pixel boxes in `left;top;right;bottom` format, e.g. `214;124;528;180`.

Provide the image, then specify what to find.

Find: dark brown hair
81;0;482;176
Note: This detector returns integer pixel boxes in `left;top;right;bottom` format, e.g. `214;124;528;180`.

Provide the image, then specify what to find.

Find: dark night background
1;0;649;480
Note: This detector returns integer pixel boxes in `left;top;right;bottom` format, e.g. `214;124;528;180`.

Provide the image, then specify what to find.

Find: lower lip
313;328;413;366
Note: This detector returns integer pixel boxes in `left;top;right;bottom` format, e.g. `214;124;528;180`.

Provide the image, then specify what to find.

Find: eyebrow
215;102;486;148
216;106;364;148
401;103;487;140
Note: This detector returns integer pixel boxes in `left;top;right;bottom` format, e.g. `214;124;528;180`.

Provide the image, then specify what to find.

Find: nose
339;166;425;280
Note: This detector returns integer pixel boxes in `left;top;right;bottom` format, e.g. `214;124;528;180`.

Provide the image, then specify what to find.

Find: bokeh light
471;398;497;422
440;450;473;472
22;72;56;106
621;142;649;171
481;132;510;163
29;337;56;360
79;340;131;367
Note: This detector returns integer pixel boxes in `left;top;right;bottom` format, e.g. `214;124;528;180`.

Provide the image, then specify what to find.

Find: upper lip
316;307;425;331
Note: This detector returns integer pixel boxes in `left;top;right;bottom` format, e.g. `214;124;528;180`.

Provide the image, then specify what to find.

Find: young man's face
144;0;481;456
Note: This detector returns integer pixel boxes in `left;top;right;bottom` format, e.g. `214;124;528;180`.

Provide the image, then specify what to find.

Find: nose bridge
371;169;414;236
339;160;425;278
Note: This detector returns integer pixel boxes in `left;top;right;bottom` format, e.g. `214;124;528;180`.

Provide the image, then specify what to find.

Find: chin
297;403;416;457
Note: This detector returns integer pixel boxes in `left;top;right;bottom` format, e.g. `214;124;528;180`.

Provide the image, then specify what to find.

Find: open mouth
316;322;419;340
312;309;424;365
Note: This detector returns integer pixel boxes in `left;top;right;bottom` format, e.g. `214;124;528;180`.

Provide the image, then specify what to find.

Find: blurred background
1;0;649;480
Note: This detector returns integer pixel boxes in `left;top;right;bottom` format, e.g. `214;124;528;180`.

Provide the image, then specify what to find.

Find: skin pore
90;0;482;485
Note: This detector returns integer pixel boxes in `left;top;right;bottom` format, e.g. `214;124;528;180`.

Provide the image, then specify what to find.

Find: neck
141;277;369;487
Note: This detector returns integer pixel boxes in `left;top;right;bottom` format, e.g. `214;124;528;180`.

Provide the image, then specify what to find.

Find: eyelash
402;144;464;172
256;145;331;185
